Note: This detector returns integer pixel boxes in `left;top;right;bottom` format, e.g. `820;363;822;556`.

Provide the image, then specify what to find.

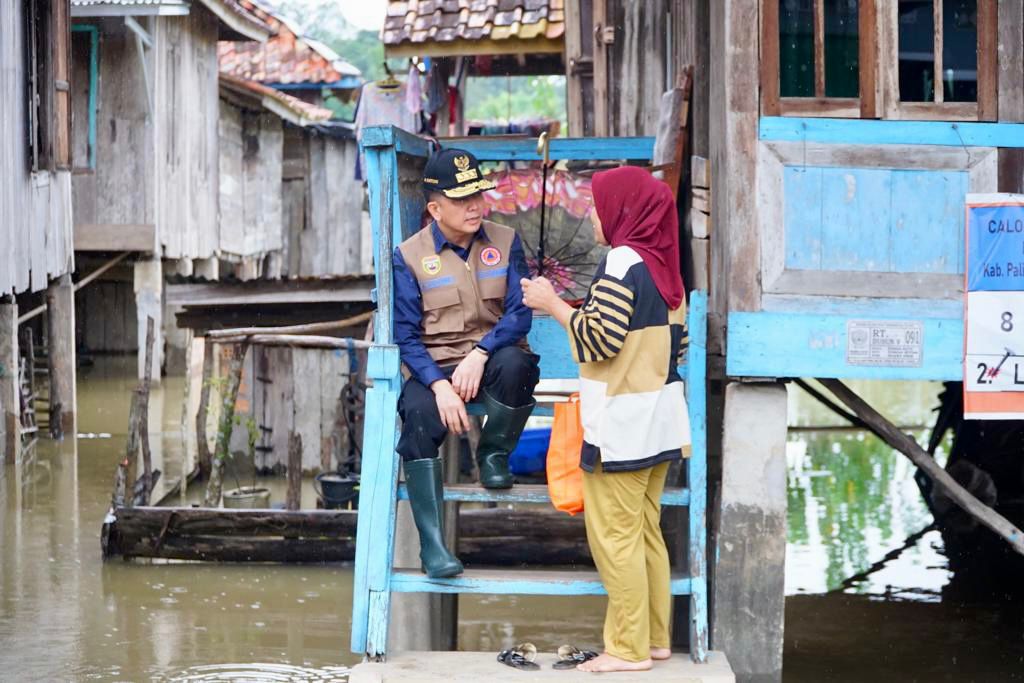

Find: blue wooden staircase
350;126;709;663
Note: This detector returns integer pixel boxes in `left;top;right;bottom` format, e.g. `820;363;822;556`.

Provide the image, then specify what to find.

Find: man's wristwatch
473;344;489;357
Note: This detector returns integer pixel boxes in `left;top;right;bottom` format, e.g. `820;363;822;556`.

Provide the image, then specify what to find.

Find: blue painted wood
726;311;962;380
390;569;693;596
762;295;963;319
686;291;709;662
783;167;823;269
819;168;892;271
890;170;967;274
350;346;403;656
396;483;691;506
72;25;99;170
439;136;655;162
783;165;969;275
528;315;578;379
760;116;1024;147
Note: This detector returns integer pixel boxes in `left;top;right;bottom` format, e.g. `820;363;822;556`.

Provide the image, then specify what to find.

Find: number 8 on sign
965;291;1024;392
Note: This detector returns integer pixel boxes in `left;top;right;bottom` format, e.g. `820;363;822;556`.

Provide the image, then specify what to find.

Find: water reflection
2;361;1022;682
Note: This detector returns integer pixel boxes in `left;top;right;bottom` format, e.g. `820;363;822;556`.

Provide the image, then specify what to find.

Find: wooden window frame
880;0;998;121
25;0;72;173
762;0;879;119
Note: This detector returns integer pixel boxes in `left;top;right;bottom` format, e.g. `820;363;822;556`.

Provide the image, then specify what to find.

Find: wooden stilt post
286;432;302;511
196;337;214;479
133;258;163;383
139;316;155;504
46;273;76;440
820;378;1024;555
203;343;248;508
0;297;20;464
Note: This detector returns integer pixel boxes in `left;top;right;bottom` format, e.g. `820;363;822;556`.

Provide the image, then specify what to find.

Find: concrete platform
350;651;734;682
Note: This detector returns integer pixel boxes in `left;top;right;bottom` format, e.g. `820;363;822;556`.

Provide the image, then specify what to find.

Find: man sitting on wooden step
393;148;540;578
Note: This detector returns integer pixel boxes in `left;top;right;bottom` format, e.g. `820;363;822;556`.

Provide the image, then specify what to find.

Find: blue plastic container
509;427;552;475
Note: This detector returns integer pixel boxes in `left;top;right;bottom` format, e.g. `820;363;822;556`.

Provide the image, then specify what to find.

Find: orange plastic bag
546;393;584;515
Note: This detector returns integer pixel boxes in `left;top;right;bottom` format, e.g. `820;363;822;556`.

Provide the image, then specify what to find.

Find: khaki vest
398;220;523;366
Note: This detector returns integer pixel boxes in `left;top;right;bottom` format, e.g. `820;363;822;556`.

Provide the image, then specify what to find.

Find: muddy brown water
1;358;1022;681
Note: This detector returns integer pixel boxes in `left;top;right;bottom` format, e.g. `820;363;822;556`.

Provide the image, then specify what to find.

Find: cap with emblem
422;148;496;199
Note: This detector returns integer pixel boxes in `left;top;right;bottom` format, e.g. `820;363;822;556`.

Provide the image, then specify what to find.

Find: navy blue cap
422;148;496;199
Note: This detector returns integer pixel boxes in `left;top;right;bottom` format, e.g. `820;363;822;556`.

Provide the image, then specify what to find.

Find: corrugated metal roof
383;0;565;48
218;0;362;88
71;0;273;41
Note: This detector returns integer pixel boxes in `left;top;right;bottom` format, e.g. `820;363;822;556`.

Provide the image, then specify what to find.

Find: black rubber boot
477;390;536;489
404;458;463;578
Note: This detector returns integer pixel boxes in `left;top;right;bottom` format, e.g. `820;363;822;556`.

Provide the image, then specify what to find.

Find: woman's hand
521;276;559;313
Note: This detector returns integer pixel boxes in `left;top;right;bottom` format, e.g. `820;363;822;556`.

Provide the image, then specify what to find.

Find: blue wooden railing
350;126;708;662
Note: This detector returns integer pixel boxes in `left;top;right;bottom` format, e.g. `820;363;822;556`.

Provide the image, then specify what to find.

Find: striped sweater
568;246;691;472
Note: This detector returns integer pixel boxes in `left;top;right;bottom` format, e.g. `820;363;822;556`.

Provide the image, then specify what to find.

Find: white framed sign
964;194;1024;419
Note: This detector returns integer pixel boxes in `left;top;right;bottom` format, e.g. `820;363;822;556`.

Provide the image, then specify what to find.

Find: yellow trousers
582;460;672;662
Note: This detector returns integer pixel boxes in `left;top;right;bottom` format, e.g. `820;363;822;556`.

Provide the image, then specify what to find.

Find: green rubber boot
477;390;536;489
404;458;463;578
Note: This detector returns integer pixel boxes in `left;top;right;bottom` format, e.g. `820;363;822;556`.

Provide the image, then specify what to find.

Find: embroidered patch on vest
421;255;442;276
480;246;501;267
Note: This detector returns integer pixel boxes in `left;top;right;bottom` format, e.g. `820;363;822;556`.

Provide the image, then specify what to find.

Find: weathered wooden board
0;0;74;295
155;7;220;259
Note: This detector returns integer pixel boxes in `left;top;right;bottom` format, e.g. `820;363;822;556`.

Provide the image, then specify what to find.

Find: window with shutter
24;0;71;172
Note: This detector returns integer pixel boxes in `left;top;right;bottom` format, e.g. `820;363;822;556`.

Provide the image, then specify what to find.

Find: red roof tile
218;0;360;87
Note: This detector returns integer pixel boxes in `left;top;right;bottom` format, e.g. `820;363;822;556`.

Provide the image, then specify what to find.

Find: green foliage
465;76;567;130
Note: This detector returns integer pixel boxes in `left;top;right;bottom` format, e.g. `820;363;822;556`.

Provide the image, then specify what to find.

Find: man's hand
450;348;487;402
521;276;559;313
431;380;470;434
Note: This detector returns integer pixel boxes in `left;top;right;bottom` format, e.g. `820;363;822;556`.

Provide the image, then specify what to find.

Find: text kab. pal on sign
965;194;1024;419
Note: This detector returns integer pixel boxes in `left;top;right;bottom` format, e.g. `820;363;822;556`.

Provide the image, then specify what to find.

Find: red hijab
592;166;684;309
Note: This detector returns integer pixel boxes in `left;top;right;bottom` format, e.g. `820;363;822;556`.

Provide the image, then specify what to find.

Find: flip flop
553;645;599;670
497;642;540;671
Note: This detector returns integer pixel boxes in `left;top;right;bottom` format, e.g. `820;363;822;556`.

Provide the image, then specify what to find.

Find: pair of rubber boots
406;391;534;578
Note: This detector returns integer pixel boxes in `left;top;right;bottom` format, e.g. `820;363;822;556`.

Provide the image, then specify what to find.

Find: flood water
1;359;1022;681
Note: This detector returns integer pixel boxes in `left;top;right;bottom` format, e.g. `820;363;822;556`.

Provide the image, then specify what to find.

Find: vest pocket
478;276;506;318
422;286;464;333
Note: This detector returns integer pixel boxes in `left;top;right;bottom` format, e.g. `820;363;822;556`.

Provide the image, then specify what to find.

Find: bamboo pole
210;334;373;350
202;343;249;508
206;310;374;340
819;378;1024;556
18;253;132;324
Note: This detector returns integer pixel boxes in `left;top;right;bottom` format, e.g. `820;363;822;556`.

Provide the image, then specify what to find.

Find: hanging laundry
354;81;419;175
425;59;449;115
405;64;423;116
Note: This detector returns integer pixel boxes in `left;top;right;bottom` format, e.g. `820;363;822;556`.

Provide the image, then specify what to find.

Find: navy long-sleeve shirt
393;222;532;387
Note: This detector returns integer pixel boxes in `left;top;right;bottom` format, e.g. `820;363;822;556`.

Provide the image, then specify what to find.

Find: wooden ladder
351;126;709;663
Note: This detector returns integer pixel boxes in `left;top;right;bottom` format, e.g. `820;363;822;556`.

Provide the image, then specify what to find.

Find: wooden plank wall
606;0;671;136
218;101;284;262
71;24;153;229
279;128;365;278
245;346;351;474
300;134;363;276
75;280;138;352
0;0;74;296
155;7;220;260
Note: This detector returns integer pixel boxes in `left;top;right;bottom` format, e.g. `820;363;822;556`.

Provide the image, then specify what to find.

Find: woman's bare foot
577;653;653;673
650;647;672;661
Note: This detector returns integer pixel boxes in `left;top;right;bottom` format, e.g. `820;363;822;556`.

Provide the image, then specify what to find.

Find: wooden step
396;483;689;506
390;567;693;596
465;403;554;417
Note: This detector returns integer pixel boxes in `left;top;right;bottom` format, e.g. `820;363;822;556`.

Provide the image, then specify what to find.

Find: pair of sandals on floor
497;643;598;671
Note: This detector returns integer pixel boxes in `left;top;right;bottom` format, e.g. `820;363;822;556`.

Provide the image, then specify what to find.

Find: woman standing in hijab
521;166;691;673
